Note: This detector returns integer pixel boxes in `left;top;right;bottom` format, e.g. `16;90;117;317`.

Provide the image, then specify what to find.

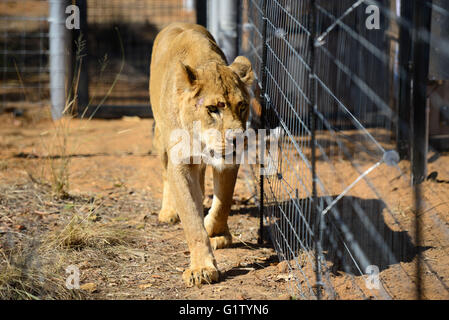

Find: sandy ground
1;108;449;300
0;110;290;300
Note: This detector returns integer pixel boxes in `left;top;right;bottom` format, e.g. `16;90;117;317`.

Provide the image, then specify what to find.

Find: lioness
149;23;254;287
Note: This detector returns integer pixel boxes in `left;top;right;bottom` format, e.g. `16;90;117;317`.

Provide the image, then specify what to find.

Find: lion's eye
207;105;219;114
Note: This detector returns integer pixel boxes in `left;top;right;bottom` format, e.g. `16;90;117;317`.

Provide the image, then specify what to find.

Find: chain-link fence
240;0;449;299
0;0;198;117
80;0;197;118
0;0;50;114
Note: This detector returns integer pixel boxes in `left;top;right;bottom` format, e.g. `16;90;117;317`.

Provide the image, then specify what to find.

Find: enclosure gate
240;0;449;299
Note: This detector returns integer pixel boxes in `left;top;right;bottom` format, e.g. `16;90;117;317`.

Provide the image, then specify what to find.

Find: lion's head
174;56;254;169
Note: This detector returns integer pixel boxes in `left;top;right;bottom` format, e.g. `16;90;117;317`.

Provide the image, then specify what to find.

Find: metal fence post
49;0;70;120
219;0;239;62
258;0;268;245
196;0;208;28
397;0;414;159
74;0;89;118
411;0;432;185
184;0;195;12
207;0;220;41
236;0;241;57
412;0;433;300
309;0;322;300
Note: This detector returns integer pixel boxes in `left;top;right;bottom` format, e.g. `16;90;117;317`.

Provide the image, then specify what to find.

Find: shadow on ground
262;196;431;275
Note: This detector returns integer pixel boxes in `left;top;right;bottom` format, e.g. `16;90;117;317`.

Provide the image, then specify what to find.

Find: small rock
277;260;289;273
138;283;152;290
275;274;292;282
80;282;97;293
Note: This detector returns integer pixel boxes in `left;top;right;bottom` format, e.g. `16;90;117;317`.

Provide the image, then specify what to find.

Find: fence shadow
221;253;278;281
265;196;430;276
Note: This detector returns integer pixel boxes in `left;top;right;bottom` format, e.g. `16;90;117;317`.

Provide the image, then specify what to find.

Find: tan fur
149;23;254;287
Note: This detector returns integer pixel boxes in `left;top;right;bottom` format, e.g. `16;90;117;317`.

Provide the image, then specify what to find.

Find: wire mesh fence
0;0;50;113
0;0;197;117
240;0;449;299
82;0;196;116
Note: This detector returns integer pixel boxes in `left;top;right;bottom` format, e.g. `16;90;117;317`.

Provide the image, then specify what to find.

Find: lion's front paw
210;233;232;250
182;266;220;287
158;208;179;224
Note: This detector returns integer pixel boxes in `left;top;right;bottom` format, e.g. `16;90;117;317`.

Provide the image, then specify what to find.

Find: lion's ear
230;56;254;87
176;62;197;91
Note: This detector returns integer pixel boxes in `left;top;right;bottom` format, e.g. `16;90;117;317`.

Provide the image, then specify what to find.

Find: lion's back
149;23;226;121
150;23;220;78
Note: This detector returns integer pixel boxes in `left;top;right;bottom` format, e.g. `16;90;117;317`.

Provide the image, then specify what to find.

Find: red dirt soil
1;109;449;300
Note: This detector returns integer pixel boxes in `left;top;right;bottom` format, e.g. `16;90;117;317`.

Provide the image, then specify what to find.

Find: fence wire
240;0;449;299
84;0;196;113
0;0;196;116
0;0;50;113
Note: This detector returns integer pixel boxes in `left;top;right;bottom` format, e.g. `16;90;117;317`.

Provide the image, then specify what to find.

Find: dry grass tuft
0;242;84;300
41;33;123;199
0;181;145;300
0;216;135;299
47;214;135;250
46;118;72;198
